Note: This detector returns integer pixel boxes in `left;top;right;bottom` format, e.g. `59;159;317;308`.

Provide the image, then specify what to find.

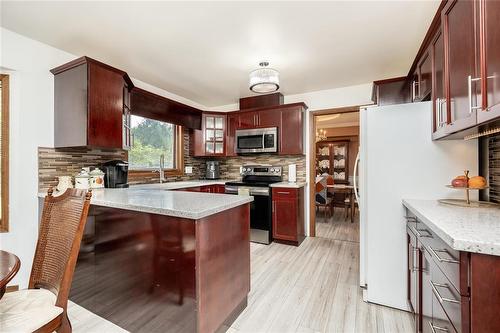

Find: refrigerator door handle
353;150;360;204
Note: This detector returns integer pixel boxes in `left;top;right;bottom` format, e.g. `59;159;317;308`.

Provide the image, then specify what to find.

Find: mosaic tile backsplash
38;131;306;191
489;135;500;203
38;147;127;192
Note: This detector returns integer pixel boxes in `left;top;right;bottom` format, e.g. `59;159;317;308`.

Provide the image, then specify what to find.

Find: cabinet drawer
416;224;461;295
429;290;457;333
429;249;462;333
272;188;298;200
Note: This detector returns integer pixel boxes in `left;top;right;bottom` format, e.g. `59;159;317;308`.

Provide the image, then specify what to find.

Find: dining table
0;250;20;299
327;184;357;223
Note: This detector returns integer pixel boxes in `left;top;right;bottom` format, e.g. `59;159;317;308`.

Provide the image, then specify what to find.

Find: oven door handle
250;189;270;196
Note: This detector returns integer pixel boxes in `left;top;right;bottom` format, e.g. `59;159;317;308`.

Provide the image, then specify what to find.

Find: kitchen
1;1;499;333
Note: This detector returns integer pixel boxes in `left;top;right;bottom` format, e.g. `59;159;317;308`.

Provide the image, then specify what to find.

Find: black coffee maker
102;160;129;188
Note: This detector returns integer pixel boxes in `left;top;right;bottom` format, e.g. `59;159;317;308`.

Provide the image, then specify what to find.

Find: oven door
236;128;277;153
249;193;272;244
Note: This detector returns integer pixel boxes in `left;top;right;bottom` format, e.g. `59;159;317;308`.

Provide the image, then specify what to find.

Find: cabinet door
478;0;500;123
192;128;205;156
280;107;304;155
199;186;212;193
238;112;257;129
122;85;132;150
443;0;478;133
214;184;226;194
204;114;225;156
226;114;238;157
432;29;448;139
194;113;226;156
272;198;297;241
418;50;432;100
88;62;125;148
257;109;281;127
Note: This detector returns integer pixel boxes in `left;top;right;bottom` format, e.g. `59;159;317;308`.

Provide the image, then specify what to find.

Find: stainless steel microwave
235;127;278;154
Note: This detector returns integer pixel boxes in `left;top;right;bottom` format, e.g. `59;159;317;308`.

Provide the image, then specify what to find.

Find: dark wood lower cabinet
469;253;500;332
406;213;500;333
173;184;226;194
272;187;305;246
71;204;250;333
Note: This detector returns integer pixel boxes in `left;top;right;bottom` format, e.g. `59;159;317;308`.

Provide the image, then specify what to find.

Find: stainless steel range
225;165;282;244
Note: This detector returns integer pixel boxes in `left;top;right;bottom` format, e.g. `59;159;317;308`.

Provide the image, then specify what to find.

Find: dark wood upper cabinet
238;111;258;129
239;93;283;110
51;57;133;149
194;103;306;156
432;29;448;139
478;0;500;123
418;50;432;100
130;88;202;130
257;109;281;127
372;77;410;106
226;114;238;157
193;113;226;157
442;0;478;134
279;105;305;155
87;62;126;148
375;1;500;139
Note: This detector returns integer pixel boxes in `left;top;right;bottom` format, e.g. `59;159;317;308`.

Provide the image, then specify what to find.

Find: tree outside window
129;115;175;169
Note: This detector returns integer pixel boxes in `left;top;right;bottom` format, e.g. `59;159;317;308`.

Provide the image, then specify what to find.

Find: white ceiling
317;111;359;128
1;1;440;107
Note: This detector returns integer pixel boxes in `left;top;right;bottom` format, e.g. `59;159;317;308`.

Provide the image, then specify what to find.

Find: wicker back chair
0;188;91;333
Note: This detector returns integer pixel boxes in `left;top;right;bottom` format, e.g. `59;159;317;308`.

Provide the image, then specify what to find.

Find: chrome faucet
156;154;166;183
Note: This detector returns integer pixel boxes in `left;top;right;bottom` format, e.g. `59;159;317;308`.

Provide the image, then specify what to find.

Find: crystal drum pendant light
249;61;280;93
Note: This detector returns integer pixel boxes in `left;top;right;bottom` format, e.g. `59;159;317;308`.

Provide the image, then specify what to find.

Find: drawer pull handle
415;228;432;238
430;281;461;305
428;247;460;264
277;191;290;195
411;247;418;272
429;321;449;332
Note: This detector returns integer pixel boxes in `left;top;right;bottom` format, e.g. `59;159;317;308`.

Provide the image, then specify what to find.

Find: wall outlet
185;166;193;174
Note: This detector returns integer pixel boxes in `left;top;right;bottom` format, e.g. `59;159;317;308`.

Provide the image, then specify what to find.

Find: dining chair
0;188;92;333
315;175;332;220
332;191;351;221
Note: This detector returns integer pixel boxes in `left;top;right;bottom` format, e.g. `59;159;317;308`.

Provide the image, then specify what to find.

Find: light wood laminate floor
69;209;414;333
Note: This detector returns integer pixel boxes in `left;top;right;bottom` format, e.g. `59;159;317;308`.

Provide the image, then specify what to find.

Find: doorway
308;106;361;239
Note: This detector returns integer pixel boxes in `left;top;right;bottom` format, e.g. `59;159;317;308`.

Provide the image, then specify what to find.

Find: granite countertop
38;180;252;220
403;199;500;256
269;182;307;188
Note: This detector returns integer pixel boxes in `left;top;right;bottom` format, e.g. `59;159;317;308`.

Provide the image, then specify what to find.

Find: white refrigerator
357;101;478;310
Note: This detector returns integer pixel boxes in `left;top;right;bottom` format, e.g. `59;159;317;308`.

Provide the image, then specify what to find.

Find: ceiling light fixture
249;61;280;93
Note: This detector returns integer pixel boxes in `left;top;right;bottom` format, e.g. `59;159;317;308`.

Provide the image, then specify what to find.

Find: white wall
209;84;374;235
0;28;76;288
0;28;208;288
